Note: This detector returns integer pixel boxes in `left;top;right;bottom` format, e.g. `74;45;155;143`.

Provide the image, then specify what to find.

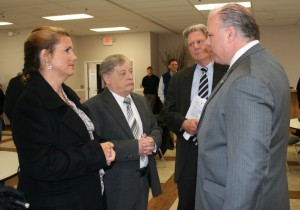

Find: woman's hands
100;142;115;166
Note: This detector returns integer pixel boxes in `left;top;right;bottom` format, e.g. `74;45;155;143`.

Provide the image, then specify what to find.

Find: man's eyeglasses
188;39;206;48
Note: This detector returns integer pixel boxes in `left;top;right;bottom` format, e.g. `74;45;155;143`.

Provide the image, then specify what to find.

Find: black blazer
160;63;228;182
12;73;107;210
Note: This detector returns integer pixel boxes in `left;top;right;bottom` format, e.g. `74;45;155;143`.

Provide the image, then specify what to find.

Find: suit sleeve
83;98;140;162
160;75;186;133
145;98;162;150
223;76;274;209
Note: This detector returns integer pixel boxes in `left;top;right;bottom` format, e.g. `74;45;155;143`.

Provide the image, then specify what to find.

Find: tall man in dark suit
83;54;162;210
160;24;228;210
195;3;290;210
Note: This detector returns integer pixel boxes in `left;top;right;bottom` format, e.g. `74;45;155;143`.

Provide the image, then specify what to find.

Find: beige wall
0;28;32;89
259;25;300;88
158;34;182;75
0;25;299;92
150;32;159;75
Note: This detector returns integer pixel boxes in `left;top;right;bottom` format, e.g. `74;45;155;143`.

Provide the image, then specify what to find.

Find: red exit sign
103;36;112;45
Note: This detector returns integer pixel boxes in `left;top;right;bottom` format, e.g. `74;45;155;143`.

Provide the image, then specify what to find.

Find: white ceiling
0;0;300;36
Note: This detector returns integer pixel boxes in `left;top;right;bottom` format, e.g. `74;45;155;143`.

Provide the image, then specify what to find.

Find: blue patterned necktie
198;67;208;99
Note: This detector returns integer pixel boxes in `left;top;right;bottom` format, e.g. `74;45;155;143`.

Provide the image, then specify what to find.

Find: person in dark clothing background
297;77;300;109
0;83;5;141
157;59;179;154
158;59;178;104
293;77;300;137
142;66;159;112
4;72;26;122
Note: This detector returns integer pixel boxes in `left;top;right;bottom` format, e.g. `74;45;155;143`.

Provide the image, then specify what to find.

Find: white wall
259;25;300;88
150;32;159;75
158;34;183;75
74;32;153;91
0;28;81;91
0;24;299;92
0;28;32;90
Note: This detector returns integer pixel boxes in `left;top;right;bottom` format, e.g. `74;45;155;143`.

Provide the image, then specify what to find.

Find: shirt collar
197;60;214;74
109;89;131;105
229;40;259;69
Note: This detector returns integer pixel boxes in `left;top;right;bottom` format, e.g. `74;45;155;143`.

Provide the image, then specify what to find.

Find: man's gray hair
99;54;129;77
182;24;209;46
210;3;260;40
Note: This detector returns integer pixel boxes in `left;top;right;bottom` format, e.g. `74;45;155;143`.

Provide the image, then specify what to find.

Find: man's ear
102;74;110;86
226;26;236;43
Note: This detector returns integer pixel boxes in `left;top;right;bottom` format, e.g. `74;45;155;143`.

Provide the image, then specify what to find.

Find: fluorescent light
43;14;93;21
195;2;251;10
90;27;130;32
0;21;13;26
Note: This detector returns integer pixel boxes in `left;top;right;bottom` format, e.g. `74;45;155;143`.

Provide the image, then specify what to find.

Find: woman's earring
47;63;52;70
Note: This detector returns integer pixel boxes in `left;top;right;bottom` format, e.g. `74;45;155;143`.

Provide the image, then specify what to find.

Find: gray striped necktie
123;97;147;167
123;97;140;138
198;67;208;99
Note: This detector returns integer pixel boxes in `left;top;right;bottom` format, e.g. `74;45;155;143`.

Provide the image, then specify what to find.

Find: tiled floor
1;129;300;210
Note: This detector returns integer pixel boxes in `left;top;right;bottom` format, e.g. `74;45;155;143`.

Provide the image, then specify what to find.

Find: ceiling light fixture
195;2;251;10
90;27;130;32
0;21;13;26
43;14;93;21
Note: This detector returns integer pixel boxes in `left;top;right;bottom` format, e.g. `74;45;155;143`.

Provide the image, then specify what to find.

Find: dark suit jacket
12;73;107;210
160;63;227;182
83;88;162;210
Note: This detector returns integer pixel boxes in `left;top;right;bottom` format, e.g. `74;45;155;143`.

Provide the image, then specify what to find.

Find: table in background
0;151;19;186
290;89;300;118
290;118;300;130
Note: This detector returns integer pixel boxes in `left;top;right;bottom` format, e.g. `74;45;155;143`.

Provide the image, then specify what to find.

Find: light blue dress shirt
190;61;214;102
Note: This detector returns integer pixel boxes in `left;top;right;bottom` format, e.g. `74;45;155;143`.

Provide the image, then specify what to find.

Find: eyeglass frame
187;39;207;48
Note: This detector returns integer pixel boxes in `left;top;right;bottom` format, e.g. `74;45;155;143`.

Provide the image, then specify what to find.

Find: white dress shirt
110;90;148;168
158;71;175;103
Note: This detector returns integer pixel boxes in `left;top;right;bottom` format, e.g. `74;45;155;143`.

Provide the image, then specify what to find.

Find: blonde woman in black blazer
12;26;115;210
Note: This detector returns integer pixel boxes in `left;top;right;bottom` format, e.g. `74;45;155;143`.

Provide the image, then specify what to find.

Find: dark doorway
96;64;104;94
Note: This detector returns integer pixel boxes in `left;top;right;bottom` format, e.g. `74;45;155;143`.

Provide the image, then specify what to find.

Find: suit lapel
183;65;196;109
131;93;148;133
201;43;263;119
31;73;90;143
212;63;228;90
102;89;134;138
62;108;90;143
